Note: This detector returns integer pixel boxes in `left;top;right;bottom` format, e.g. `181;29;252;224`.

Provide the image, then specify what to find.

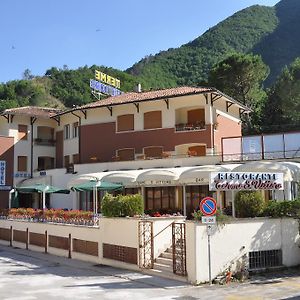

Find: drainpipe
183;185;187;216
71;112;81;164
30;117;37;178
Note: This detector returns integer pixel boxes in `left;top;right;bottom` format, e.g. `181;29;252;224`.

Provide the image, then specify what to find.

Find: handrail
152;221;175;240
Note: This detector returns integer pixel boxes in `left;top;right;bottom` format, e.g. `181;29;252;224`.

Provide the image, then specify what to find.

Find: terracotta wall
80;122;213;163
214;115;242;154
55;131;63;168
0;136;14;208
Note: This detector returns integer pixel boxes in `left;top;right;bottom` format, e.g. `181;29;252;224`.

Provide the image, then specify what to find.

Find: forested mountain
0;66;147;110
1;0;300;115
128;0;300;87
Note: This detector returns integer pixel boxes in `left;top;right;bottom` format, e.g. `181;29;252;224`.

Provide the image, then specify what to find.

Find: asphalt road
0;244;300;300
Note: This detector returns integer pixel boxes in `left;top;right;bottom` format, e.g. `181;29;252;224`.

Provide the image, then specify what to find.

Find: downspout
30;117;37;178
71;112;81;164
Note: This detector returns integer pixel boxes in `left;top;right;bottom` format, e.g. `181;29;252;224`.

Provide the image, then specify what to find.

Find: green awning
70;180;123;192
16;184;70;194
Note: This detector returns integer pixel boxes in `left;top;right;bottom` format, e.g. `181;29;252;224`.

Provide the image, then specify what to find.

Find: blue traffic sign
200;197;217;216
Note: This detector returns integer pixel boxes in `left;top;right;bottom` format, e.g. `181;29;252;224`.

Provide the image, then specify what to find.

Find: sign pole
207;226;212;285
199;197;217;285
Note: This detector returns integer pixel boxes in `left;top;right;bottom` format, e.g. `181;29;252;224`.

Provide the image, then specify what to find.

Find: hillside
0;65;146;110
127;5;278;87
128;0;300;87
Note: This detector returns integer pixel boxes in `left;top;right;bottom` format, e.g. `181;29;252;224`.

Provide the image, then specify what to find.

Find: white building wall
186;218;300;284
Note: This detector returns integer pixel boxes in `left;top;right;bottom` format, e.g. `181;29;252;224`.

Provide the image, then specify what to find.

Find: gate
172;222;187;276
138;220;154;269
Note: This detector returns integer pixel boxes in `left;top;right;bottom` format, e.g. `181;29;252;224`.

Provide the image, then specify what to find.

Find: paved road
1;244;300;300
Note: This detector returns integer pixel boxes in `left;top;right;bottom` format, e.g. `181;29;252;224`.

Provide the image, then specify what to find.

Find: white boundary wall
186;218;300;284
0;217;183;271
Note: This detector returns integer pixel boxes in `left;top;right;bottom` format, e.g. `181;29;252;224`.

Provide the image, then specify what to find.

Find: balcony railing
34;138;56;146
175;122;206;132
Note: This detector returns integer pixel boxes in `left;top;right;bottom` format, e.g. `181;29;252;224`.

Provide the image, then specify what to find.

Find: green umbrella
70;180;123;215
16;184;70;194
16;184;70;210
70;180;123;192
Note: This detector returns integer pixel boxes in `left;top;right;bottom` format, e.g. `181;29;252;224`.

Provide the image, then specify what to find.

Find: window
144;111;162;130
64;155;70;168
187;108;205;124
73;154;80;164
188;145;206;157
18;125;28;141
143;146;163;159
249;250;282;270
64;124;70;139
38;157;54;171
73;122;79;138
185;185;214;217
117;114;134;132
18;156;27;172
145;187;176;211
115;148;135;161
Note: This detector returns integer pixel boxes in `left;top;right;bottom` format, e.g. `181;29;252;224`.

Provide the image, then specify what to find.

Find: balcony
175;121;206;132
34;138;56;146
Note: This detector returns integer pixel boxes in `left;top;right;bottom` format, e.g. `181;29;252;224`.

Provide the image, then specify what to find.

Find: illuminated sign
0;161;5;185
90;70;122;97
95;70;120;88
209;172;284;191
90;79;122;97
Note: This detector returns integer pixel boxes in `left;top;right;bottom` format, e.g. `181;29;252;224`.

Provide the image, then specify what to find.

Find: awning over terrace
179;165;239;184
231;161;299;182
67;161;300;191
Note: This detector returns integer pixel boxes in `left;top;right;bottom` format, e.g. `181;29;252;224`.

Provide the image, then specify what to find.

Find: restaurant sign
209;172;284;191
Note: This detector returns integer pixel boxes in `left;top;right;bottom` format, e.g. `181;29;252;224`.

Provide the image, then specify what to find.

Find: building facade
1;86;299;215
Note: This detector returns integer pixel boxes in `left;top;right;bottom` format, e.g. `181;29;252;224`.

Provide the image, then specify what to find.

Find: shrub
263;199;300;218
101;193;144;217
235;191;265;218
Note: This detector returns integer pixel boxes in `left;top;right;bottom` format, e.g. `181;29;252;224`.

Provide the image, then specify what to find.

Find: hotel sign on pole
90;70;122;97
0;161;6;185
209;172;284;191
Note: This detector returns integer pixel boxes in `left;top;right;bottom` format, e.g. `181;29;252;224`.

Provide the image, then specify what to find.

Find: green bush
101;193;144;217
235;191;265;218
263;199;300;218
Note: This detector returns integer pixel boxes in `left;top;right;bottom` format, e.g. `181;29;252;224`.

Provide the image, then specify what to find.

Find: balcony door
187;109;205;124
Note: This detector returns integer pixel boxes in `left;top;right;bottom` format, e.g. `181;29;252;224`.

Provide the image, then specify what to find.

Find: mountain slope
127;5;278;87
253;0;300;84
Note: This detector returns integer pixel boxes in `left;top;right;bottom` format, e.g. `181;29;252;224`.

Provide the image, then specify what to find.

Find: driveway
0;244;300;300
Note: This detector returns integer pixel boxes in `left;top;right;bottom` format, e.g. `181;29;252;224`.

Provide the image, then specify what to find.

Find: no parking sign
199;197;217;216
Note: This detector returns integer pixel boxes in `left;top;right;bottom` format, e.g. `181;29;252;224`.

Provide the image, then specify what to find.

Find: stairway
142;247;187;282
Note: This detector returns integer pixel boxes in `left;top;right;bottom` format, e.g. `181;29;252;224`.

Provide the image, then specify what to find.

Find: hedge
101;193;144;217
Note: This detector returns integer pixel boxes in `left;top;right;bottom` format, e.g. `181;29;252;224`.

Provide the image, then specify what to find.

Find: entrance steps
142;247;187;282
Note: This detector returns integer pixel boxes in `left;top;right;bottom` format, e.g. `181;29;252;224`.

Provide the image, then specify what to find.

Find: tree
262;57;300;132
208;53;269;133
22;69;34;80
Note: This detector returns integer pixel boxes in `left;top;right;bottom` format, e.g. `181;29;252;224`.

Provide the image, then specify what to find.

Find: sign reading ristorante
209;172;284;191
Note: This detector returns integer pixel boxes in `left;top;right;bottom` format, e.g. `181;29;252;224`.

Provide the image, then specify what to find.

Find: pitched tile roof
81;86;215;109
1;106;62;118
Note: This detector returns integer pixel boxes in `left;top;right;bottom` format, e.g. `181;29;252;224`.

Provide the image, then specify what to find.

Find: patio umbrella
16;184;70;210
70;180;123;215
70;180;123;192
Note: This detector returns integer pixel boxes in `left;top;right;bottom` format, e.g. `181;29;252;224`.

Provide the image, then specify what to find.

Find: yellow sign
95;70;121;89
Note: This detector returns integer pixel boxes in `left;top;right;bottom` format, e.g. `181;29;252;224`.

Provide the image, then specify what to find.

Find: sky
0;0;279;83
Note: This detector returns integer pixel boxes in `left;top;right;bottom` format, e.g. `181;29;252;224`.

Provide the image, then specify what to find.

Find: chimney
135;83;142;93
